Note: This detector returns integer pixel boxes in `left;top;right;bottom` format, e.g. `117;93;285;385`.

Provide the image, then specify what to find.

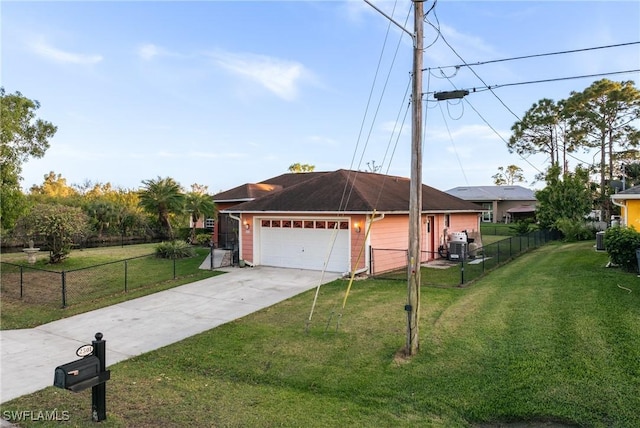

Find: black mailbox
54;356;110;392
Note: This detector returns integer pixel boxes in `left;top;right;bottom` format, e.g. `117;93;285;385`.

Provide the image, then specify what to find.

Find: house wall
448;213;480;236
626;200;640;230
351;214;367;272
369;213;445;274
240;214;254;263
369;215;410;274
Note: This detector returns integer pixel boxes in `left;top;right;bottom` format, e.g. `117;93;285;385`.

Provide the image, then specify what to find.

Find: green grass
2;241;639;427
0;244;222;329
480;223;515;236
0;243;161;268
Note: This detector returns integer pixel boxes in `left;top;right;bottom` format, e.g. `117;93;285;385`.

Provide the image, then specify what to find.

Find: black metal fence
1;252;221;308
371;229;560;286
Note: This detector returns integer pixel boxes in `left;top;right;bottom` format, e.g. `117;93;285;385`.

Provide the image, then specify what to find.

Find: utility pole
406;0;423;356
365;0;424;356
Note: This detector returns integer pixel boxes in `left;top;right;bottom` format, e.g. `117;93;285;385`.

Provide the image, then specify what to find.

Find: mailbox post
92;332;107;422
53;332;110;422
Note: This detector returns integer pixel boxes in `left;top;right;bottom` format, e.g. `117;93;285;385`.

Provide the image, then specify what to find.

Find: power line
426;69;640;96
424;41;640;72
425;6;523;121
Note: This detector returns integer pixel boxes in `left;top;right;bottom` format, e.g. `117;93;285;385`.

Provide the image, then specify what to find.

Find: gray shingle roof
445;185;536;201
611;184;640;199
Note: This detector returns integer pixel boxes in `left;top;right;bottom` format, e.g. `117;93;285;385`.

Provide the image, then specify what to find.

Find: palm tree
138;176;185;239
185;191;216;243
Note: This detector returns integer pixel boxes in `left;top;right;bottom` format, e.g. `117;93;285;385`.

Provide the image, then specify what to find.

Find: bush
604;226;640;272
509;219;536;235
155;240;196;259
555;218;594;242
194;233;212;246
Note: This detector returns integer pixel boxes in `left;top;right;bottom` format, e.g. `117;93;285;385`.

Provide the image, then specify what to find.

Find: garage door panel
260;222;349;272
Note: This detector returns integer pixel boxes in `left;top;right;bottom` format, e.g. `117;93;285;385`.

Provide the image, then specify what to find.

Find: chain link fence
371;229;560;286
1;249;227;308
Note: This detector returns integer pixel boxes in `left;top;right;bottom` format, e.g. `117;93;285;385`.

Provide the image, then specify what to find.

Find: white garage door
259;219;350;273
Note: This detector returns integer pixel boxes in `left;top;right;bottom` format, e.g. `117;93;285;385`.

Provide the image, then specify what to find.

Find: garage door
259;219;350;272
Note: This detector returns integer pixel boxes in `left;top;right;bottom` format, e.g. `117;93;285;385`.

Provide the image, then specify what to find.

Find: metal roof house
445;185;537;223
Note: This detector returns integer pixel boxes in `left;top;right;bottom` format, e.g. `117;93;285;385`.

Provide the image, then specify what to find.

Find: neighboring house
218;169;483;274
611;185;640;230
445;185;537;223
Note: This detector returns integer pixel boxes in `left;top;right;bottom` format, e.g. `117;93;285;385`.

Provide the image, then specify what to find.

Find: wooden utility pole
406;0;424;356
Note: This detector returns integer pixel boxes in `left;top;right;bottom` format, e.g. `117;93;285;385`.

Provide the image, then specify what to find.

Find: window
204;218;215;228
481;203;493;222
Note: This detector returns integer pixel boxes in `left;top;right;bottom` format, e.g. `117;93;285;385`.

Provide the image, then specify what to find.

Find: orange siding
448;214;480;236
369;215;410;274
350;214;367;272
241;214;254;263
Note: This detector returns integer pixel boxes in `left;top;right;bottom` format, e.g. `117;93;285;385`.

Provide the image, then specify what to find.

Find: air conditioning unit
596;231;605;251
448;241;467;261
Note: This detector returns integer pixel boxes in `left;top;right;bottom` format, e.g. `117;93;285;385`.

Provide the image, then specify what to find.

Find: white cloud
137;43;167;61
30;40;102;65
209;51;313;101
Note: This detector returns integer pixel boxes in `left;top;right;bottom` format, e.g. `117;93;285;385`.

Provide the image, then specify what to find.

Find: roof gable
224;170;482;213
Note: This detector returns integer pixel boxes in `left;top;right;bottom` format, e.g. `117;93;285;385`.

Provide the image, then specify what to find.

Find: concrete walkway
0;266;341;403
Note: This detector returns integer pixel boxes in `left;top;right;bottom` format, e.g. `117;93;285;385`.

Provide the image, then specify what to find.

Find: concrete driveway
0;266;341;403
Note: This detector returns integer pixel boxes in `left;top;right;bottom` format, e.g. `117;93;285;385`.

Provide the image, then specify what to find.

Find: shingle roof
212;172;325;202
445;185;536;201
223;169;483;213
611;184;640;199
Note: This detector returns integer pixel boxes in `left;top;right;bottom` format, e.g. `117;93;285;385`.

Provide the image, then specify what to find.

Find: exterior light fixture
354;222;361;233
244;222;250;231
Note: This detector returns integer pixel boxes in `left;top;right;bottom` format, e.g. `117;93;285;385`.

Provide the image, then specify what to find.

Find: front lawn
0;244;221;329
2;241;638;426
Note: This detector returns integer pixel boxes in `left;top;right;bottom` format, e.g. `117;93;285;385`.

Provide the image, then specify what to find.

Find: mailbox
54;356;110;392
53;332;110;421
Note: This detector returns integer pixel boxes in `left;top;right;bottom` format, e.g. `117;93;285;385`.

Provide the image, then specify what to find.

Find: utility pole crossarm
363;0;414;40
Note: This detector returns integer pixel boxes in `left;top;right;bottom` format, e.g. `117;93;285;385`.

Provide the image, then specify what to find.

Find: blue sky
3;1;639;194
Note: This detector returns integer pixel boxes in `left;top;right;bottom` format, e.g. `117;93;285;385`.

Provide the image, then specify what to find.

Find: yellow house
611;185;640;230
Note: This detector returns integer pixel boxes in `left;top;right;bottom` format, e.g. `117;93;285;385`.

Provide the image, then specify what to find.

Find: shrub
194;233;212;246
509;219;536;235
604;226;640;272
155;240;195;259
555;218;594;242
